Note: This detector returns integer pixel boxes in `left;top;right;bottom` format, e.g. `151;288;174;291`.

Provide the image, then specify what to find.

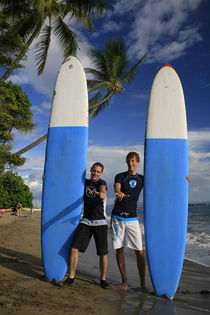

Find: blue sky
8;0;210;206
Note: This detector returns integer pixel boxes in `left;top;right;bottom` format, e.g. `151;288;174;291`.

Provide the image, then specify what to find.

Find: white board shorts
111;216;143;250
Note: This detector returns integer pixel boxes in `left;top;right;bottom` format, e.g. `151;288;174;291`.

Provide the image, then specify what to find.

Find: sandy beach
0;211;209;314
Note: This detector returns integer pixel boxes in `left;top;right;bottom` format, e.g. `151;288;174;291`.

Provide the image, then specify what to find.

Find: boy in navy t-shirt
64;162;109;289
111;152;147;292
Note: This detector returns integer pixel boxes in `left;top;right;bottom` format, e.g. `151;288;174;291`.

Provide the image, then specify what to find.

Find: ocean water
106;203;210;267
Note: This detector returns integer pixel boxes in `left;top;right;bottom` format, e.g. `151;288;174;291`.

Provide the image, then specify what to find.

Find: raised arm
114;183;130;201
95;184;107;200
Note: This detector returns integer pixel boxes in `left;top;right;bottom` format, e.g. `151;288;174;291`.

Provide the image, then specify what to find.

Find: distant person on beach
111;152;147;292
30;204;34;216
16;202;22;216
64;162;110;289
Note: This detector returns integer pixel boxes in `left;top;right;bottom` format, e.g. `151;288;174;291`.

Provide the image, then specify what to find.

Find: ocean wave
186;231;210;248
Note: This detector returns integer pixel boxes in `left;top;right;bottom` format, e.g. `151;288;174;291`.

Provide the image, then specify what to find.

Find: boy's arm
95;184;106;200
114;183;130;201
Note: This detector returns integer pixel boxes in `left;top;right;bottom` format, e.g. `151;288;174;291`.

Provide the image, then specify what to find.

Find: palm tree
86;38;147;117
0;0;108;80
15;38;147;155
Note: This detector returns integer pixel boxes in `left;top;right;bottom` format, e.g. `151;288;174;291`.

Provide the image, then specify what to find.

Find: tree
0;11;26;72
0;81;35;173
0;0;108;80
14;38;147;154
86;38;147;117
0;171;33;209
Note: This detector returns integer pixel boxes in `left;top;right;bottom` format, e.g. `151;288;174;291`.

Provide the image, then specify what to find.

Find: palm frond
121;52;148;83
36;0;45;22
111;55;126;80
89;90;112;118
53;16;78;57
13;10;43;41
87;48;109;77
88;91;101;107
65;0;108;18
35;24;51;75
87;79;104;89
104;39;128;77
85;68;109;81
64;5;94;32
0;0;32;20
88;81;112;93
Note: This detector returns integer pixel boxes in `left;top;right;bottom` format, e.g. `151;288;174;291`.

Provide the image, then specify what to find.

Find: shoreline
184;256;210;268
0;211;209;314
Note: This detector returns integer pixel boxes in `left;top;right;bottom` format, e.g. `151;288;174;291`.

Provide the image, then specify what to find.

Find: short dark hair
91;162;104;172
126;152;140;163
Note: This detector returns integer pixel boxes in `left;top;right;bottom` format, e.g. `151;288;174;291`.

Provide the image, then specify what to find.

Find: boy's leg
94;225;110;288
116;247;127;290
64;223;92;284
69;247;79;279
99;254;108;280
135;250;147;292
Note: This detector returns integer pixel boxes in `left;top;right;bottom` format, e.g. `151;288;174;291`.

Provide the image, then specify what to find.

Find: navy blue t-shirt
83;178;107;220
112;172;144;218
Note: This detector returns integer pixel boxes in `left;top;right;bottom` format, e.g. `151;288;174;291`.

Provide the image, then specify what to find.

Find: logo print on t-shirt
129;180;137;188
86;185;96;198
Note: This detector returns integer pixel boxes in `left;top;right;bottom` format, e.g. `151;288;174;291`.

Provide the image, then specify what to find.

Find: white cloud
18;155;45;173
32;101;52;116
188;129;210;202
9;74;29;85
17;157;45;207
188;128;210;143
22;170;43;207
91;20;123;38
111;0;140;16
133;92;149;101
106;0;203;64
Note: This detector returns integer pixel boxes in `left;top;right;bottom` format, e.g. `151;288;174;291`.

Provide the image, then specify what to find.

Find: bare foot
120;282;128;290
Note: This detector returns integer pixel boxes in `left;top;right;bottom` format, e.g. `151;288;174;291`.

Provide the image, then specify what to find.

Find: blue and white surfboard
144;65;188;299
41;56;88;282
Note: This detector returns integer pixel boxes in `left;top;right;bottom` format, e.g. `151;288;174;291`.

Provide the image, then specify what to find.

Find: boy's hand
95;191;106;200
186;176;191;183
115;192;130;201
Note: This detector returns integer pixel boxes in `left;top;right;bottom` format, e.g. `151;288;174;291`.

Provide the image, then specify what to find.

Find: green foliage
0;80;35;172
0;0;108;78
0;171;33;209
0;11;25;70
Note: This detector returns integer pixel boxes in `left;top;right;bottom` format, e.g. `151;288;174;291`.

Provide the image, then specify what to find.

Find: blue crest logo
129;180;137;188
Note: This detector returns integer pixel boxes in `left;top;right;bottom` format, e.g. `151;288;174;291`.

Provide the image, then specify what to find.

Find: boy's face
90;166;103;182
127;157;139;173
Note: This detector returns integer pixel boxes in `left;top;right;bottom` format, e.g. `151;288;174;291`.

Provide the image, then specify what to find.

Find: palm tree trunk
89;91;114;110
15;133;47;155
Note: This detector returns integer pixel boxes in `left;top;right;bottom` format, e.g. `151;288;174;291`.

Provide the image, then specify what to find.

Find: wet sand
0;211;209;314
